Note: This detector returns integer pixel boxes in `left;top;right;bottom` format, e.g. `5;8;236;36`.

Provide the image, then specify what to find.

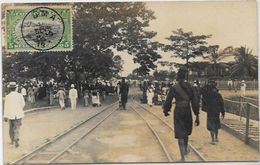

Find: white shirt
4;91;25;120
69;88;78;100
241;83;247;89
21;88;27;96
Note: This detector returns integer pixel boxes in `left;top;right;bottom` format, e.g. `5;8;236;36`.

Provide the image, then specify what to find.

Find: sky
120;0;258;76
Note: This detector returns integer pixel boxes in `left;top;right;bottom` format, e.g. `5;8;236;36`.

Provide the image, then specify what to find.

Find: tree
3;3;161;83
230;46;258;79
203;45;233;76
73;2;161;77
189;61;210;77
153;70;176;81
163;28;211;79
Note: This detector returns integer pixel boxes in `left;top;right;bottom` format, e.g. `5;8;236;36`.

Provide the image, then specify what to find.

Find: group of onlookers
140;78;248;108
227;79;247;96
3;80;117;148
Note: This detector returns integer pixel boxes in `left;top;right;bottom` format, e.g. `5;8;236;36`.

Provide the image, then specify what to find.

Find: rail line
11;101;118;164
132;100;206;162
129;104;173;162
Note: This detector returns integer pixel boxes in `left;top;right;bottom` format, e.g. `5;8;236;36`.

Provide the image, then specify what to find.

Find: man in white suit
69;84;78;110
4;82;25;148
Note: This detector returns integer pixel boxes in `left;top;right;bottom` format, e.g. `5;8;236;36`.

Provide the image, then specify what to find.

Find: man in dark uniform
201;80;225;144
119;77;129;110
163;68;200;161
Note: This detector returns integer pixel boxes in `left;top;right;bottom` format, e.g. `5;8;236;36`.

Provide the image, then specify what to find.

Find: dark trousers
122;102;126;110
9;119;22;142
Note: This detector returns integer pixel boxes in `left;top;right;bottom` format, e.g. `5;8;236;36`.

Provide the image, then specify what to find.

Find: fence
224;97;259;144
217;80;258;90
241;96;259;106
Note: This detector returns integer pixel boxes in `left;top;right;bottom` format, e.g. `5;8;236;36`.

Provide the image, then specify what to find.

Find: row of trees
3;2;161;84
157;29;258;80
3;3;258;84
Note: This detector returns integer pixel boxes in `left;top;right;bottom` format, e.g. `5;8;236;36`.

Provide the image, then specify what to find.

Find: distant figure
4;82;25;148
28;86;35;104
21;86;27;101
227;79;233;91
233;79;238;92
142;81;148;104
56;86;66;110
147;85;154;107
91;90;101;107
49;87;54;106
201;80;225;145
116;81;121;95
193;80;201;104
83;90;89;107
240;80;246;97
69;84;78;110
161;83;168;106
119;78;129;110
163;68;200;161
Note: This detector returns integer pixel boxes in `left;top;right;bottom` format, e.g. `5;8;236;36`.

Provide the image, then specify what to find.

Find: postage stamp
4;5;72;52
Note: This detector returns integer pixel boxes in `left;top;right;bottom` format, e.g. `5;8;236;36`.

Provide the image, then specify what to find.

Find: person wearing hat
56;86;66;110
163;68;200;161
69;84;78;110
201;80;225;145
240;80;246;97
119;77;129;110
4;82;25;148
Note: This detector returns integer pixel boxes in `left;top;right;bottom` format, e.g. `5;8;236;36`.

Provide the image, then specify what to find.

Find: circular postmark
21;7;65;51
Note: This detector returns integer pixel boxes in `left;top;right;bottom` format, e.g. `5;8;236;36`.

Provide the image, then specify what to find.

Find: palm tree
230;46;258;79
203;45;234;76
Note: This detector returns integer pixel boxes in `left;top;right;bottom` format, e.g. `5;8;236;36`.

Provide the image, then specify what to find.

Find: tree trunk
186;58;189;81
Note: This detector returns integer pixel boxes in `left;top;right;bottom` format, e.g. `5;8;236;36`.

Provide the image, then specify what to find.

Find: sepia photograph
1;0;259;164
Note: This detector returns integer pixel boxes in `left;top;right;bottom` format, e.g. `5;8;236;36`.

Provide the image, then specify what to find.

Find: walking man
227;79;233;91
56;86;66;110
4;82;25;148
163;68;200;161
240;80;246;97
119;77;129;110
69;84;78;110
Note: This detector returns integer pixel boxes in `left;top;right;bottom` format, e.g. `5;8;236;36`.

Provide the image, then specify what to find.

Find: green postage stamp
4;5;73;52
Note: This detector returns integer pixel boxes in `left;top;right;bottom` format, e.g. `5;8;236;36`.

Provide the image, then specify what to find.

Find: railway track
129;104;173;162
10;102;118;164
130;101;206;162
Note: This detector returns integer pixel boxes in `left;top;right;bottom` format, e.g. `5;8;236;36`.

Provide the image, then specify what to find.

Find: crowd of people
2;74;247;155
3;80;119;109
3;78;131;148
140;78;248;109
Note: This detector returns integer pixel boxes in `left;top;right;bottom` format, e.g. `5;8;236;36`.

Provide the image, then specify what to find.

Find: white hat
241;80;245;83
71;84;75;88
8;82;17;88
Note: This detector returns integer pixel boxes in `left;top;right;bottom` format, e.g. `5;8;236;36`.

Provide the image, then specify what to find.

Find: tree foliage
163;28;211;69
202;45;234;76
3;2;161;83
230;46;258;79
153;70;176;81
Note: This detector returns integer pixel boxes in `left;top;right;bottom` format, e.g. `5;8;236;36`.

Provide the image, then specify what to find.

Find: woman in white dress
147;86;154;107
